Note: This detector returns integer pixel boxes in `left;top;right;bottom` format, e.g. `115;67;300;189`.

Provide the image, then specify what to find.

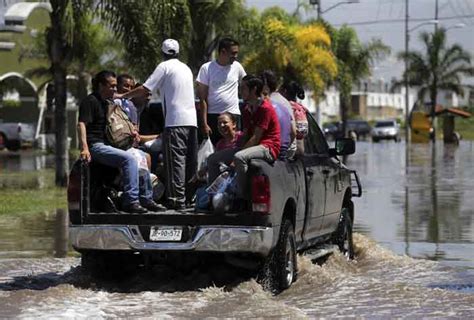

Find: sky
246;0;474;83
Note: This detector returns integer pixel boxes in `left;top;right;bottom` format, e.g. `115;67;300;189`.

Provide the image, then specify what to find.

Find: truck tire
333;207;355;260
257;219;297;294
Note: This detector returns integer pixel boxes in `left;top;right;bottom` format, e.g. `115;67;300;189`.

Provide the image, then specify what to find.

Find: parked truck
67;113;362;293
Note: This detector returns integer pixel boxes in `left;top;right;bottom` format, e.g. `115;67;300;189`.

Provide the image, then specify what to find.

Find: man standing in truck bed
196;37;246;144
118;39;197;210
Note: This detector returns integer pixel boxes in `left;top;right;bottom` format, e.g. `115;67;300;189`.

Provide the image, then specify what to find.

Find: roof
4;2;52;22
435;106;471;118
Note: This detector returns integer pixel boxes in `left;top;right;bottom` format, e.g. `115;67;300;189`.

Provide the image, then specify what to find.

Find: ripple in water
0;234;473;318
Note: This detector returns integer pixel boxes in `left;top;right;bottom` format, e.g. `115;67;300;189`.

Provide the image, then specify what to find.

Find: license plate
149;226;183;241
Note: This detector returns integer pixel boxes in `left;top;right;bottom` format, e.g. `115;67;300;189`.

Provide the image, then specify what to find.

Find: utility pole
435;0;439;31
404;0;410;144
317;0;322;19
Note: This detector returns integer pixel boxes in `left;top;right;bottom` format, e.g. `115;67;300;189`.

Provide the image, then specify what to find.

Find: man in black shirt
78;70;163;213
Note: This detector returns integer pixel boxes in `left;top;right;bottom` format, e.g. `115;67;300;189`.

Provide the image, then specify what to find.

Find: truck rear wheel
258;219;297;294
333;207;355;260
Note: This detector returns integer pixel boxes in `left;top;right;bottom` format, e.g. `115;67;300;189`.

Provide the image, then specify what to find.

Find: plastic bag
197;138;214;173
206;171;236;212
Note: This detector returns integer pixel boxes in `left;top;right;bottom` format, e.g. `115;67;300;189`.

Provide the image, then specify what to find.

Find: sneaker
123;202;148;214
141;200;166;212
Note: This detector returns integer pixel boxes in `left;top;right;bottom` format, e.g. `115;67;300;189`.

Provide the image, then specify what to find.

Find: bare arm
197;82;212;137
77;122;91;162
290;120;297;142
118;85;150;100
140;134;159;143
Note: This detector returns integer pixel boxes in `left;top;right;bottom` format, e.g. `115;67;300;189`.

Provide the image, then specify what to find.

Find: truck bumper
70;225;274;255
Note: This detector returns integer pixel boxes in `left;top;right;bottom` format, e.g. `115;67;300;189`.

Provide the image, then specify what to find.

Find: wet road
0;142;473;318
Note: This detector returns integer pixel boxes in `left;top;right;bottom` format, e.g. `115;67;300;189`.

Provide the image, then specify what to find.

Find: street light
404;16;439;143
310;0;360;19
445;23;466;31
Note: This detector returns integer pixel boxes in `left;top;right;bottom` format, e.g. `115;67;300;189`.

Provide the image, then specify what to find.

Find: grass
0;169;67;215
455;116;474;141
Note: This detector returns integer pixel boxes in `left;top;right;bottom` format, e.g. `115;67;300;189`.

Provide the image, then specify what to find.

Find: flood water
0;143;473;318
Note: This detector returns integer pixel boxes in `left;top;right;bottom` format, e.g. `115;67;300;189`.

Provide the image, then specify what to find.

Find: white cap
161;39;179;55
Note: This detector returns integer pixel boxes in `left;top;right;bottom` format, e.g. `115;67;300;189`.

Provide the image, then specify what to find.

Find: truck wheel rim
285;237;294;285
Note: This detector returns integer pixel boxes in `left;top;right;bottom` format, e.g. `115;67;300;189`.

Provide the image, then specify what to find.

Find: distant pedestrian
118;39;197;210
196;37;246;144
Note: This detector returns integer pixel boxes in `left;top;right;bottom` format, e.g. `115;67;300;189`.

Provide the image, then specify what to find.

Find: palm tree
397;28;474;142
329;25;390;137
187;0;247;74
99;0;191;80
47;0;95;186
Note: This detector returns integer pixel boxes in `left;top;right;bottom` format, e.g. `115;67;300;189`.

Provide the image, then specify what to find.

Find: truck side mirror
329;138;356;156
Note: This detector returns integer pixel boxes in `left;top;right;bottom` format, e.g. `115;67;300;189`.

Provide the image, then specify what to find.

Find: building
0;1;79;148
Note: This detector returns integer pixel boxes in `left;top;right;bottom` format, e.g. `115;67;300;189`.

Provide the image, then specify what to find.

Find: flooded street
0;143;473;318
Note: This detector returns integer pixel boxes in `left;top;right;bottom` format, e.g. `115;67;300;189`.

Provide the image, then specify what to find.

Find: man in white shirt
196;37;246;144
118;39;197;210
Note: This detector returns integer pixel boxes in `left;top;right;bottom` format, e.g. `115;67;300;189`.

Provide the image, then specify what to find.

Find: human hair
218;37;239;53
281;80;305;101
117;73;134;88
92;70;116;92
260;70;278;93
242;74;263;96
163;52;179;60
219;112;237;124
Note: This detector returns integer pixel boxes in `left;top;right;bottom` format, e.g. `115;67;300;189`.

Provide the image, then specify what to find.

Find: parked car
0;121;36;151
67;113;362;293
371;120;400;142
323;120;371;141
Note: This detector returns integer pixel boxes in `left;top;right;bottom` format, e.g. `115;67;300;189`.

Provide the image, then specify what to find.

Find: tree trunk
340;93;348;138
49;4;70;187
430;84;437;143
53;66;69;187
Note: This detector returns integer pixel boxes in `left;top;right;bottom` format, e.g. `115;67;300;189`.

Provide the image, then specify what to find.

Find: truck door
320;157;344;235
301;114;332;240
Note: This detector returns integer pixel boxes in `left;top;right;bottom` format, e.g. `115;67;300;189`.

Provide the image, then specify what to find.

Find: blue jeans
90;142;139;206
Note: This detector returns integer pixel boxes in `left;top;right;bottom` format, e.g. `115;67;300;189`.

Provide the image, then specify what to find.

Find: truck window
304;113;329;155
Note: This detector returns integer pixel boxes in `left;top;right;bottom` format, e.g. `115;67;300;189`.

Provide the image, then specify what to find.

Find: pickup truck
67;113;362;293
0;121;36;151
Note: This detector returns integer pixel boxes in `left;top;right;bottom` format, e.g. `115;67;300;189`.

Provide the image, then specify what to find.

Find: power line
334;14;474;26
447;0;471;26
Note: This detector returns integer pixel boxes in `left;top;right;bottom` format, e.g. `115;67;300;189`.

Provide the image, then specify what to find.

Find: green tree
187;0;248;74
397;28;474;141
329;25;389;137
47;0;93;186
99;0;191;80
243;13;338;98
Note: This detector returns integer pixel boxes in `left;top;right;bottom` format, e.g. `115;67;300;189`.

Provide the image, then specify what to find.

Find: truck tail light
252;175;270;214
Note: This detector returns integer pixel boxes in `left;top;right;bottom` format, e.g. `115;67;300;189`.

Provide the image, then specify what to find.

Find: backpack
290;101;308;139
105;101;135;150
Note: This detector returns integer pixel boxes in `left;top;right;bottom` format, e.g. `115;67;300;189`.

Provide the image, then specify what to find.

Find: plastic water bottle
206;171;230;194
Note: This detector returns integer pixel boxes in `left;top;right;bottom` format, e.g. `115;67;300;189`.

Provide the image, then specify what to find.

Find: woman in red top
207;74;281;200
